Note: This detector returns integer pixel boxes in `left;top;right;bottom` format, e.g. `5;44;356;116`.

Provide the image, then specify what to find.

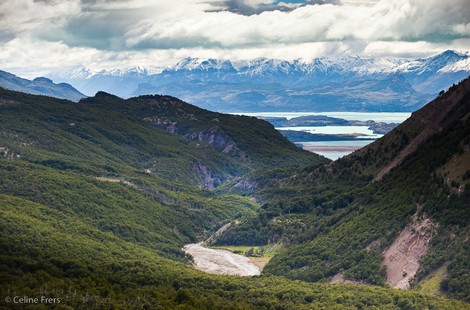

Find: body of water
276;125;384;139
233;112;411;160
237;112;411;123
299;140;374;160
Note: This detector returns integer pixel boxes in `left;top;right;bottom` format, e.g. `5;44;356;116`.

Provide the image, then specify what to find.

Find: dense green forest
215;78;470;301
0;85;468;309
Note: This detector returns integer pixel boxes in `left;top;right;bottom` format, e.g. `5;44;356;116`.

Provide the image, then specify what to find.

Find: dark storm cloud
211;0;339;16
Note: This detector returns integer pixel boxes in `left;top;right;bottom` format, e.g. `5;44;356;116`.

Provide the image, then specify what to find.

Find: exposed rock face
381;213;438;289
193;161;221;190
144;114;247;160
365;239;381;252
0;146;20;160
188;126;247;159
233;178;257;191
143;116;177;133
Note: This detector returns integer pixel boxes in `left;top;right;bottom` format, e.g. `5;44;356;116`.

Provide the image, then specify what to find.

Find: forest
0;82;469;309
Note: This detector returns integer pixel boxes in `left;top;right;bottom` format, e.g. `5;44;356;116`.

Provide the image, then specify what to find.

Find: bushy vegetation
0;194;466;309
215;78;470;301
0;87;468;308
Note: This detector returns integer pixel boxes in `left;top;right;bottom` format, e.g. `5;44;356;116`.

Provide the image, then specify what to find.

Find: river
183;243;260;276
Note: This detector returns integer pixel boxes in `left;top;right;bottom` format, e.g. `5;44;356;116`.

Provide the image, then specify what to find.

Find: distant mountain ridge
0;70;86;102
48;50;470;112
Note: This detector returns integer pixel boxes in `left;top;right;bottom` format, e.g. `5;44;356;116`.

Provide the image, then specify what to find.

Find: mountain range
0;70;85;102
0;75;469;308
48;50;470;112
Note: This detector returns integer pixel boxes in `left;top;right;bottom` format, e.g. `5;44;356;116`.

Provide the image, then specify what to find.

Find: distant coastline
232;111;410;160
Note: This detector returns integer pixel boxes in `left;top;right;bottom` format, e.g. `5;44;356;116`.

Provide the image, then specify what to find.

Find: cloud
0;0;81;43
121;0;470;50
0;0;468;76
364;39;470;58
3;0;468;49
210;1;340;16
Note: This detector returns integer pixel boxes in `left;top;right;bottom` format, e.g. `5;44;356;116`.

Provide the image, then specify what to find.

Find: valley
1;0;469;308
0;77;469;309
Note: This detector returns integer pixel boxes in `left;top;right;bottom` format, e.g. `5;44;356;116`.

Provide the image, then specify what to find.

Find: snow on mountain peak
48;50;469;83
171;57;205;71
397;50;468;75
50;65;98;80
439;57;470;73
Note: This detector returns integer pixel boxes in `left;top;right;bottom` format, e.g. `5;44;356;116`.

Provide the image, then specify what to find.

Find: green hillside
0;87;468;309
0;88;323;258
215;77;470;302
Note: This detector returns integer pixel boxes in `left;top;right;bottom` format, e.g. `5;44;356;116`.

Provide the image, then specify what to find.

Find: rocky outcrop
233;178;257;191
0;146;20;160
144;114;248;160
188;126;247;159
193;161;222;190
365;239;381;252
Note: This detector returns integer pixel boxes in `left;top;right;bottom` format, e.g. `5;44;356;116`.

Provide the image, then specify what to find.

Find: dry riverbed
183;243;260;276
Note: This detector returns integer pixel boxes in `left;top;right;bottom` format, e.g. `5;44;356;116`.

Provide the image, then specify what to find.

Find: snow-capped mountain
47;50;470;112
440;58;470;73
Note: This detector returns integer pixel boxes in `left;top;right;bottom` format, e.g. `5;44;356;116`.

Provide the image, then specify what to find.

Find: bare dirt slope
382;213;438;289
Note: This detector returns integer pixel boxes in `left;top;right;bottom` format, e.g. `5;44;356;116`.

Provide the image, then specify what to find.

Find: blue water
236;112;411;123
300;141;373;147
233;112;410;160
275;125;384;139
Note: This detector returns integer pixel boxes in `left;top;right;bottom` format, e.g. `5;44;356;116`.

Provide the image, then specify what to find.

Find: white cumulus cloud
0;0;468;76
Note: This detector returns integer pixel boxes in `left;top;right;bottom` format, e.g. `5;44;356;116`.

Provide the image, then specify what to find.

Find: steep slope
126;94;320;167
336;76;470;180
0;87;325;249
215;77;470;302
0;70;85;102
1;89;465;308
0;88;264;259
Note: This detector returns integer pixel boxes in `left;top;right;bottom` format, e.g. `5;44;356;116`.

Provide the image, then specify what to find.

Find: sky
0;0;469;77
